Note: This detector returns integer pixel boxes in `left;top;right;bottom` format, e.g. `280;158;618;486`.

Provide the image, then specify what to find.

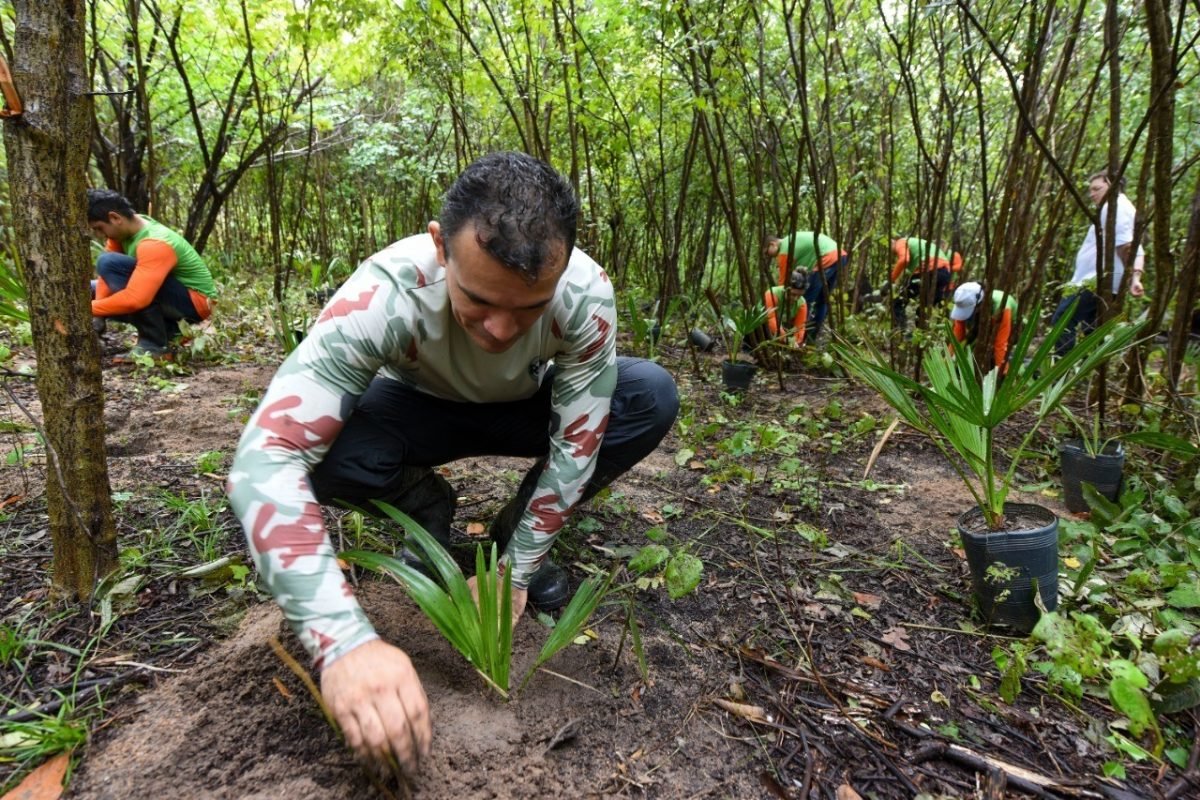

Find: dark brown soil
1;333;1187;799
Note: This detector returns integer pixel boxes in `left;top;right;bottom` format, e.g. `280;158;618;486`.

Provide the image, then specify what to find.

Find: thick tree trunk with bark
2;0;118;599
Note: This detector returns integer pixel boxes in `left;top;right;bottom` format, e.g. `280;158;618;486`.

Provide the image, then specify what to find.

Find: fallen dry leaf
835;784;863;800
852;591;882;609
2;751;69;800
713;698;769;724
858;656;890;671
640;509;665;525
272;676;292;700
465;522;487;537
688;460;705;470
880;626;912;652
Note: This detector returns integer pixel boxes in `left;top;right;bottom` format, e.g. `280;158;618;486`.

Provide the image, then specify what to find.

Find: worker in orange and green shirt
87;189;215;360
763;269;810;348
889;236;962;326
763;231;847;344
949;282;1017;374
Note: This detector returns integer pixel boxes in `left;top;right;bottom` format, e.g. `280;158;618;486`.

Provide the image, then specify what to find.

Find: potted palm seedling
835;305;1142;632
1056;401;1126;514
715;302;769;391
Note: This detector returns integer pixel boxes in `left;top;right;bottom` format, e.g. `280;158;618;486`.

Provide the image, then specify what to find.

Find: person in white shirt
1051;170;1145;355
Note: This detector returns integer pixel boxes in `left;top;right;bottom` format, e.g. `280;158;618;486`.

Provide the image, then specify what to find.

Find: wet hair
439;152;578;283
87;189;136;222
1088;169;1127;191
788;268;810;293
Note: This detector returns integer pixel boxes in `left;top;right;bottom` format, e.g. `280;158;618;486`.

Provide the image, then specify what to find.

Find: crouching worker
764;269;810;348
949;281;1017;374
226;152;679;775
890;236;963;326
88;189;215;360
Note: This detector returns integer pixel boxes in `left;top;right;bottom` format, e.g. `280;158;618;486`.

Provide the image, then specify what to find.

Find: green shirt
778;232;839;269
123;217;215;297
905;237;953;265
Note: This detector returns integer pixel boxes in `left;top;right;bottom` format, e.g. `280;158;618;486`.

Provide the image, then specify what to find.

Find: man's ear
428;220;446;265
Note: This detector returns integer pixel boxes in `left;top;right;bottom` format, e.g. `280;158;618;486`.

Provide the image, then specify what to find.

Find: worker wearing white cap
950;282;1017;374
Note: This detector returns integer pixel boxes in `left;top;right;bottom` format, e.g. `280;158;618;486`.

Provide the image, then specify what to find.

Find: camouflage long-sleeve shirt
227;234;617;668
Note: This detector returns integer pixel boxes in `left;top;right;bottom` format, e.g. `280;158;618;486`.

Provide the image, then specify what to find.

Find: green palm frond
834;304;1143;528
343;502;614;698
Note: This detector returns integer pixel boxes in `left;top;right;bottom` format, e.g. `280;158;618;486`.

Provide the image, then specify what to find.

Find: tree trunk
2;0;118;600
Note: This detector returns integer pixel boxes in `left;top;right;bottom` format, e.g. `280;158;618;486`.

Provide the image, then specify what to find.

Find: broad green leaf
1109;676;1155;736
628;544;670;574
1166;584;1200;609
664;553;703;599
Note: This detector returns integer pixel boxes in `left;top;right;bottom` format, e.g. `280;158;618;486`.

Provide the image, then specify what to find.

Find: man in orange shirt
763;269;810;348
949;282;1017;374
889;236;962;326
88;189;216;359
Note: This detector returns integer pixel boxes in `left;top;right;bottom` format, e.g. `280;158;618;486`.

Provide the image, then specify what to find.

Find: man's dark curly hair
439;152;578;283
87;189;137;222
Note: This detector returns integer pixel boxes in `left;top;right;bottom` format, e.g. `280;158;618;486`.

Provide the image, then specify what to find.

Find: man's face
763;240;780;258
1088;177;1111;206
88;212;127;243
430;221;567;354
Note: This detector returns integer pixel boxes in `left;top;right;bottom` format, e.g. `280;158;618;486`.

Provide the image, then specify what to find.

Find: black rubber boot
489;459;571;611
386;468;457;578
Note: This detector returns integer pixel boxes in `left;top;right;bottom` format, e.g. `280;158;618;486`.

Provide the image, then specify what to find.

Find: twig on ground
910;741;1100;799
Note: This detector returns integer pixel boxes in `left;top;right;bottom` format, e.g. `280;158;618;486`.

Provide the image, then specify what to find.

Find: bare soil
1;332;1188;799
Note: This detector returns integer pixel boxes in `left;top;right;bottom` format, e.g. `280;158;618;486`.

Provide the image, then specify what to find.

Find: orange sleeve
995;309;1012;372
776;253;789;286
952;320;967;343
890;240;909;283
105;239;121;253
91;238;177;317
793;303;808;347
951;252;963;272
764;290;781;336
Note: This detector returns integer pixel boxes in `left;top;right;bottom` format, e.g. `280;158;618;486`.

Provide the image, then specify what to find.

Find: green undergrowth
991;463;1200;777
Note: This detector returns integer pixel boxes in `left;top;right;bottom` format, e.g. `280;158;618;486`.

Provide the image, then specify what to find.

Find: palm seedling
834;302;1143;530
341;502;614;698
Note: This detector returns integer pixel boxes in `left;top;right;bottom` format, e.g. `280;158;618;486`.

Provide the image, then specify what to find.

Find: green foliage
342;505;513;697
715;303;769;363
343;503;614;698
0;253;28;324
835;307;1143;529
626;524;704;600
195;450;225;475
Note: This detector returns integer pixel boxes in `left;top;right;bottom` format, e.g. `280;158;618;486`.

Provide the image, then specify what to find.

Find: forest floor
0;326;1192;799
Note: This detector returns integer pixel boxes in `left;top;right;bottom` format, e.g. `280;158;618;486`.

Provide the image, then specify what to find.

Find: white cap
950;282;983;321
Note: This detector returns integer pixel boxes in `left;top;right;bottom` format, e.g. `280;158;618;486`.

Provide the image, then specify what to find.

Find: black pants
1051;289;1101;358
95;253;202;348
310;357;679;524
892;267;952;327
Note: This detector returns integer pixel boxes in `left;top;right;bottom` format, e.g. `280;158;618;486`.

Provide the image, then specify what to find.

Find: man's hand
321;639;431;776
466;575;528;628
1130;275;1145;297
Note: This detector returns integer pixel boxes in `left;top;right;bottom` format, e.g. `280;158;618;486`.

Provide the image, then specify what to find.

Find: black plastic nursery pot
720;360;757;391
957;502;1059;634
689;328;715;352
1058;439;1124;514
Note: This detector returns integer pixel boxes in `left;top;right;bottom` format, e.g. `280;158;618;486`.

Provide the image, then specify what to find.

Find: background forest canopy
0;0;1197;326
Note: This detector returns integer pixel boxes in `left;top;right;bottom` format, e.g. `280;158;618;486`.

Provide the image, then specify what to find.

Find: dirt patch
67;580;760;800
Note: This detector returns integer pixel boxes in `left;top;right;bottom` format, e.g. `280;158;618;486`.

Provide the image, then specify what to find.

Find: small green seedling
343;502;614;698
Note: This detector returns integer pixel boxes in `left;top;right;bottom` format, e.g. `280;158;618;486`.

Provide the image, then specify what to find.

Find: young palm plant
834;303;1142;530
341;502;613;698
